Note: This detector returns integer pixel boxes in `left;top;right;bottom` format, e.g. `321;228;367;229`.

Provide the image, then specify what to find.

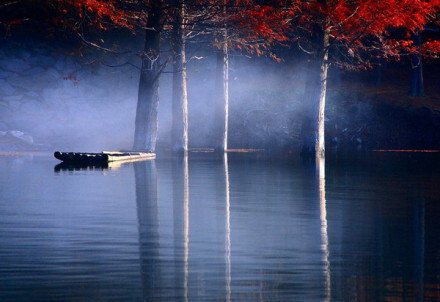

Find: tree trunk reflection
318;158;331;301
172;156;189;302
224;154;231;302
134;161;161;301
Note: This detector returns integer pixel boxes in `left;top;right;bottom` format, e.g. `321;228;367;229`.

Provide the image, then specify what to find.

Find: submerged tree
43;0;440;157
171;0;189;154
213;0;229;153
290;0;440;158
169;0;293;153
53;0;204;152
197;0;294;152
53;0;166;151
132;0;165;151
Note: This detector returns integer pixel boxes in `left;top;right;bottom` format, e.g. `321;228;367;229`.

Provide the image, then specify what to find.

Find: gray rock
17;49;32;60
8;100;22;110
0;102;12;118
65;59;78;72
20;100;42;114
47;67;61;79
42;87;58;102
7;130;34;144
27;67;46;75
42;88;69;107
28;55;56;67
0;58;31;73
8;72;59;90
0;79;16;95
3;95;22;103
8;74;36;91
54;57;65;71
0;71;16;79
25;91;40;98
61;79;79;90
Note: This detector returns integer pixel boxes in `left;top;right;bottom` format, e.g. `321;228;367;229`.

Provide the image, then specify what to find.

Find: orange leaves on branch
54;0;137;31
422;40;440;58
289;0;440;68
227;0;300;59
51;0;440;64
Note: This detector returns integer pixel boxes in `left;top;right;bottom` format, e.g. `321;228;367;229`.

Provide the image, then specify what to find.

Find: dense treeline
1;0;439;157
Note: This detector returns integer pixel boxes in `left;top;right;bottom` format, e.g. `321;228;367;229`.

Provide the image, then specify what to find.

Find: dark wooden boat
54;151;155;163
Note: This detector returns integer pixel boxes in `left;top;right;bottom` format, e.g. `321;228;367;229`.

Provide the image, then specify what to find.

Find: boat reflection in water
1;152;440;300
54;161;110;172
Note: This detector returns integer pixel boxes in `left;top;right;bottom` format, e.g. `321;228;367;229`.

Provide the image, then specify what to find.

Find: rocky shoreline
0;39;138;151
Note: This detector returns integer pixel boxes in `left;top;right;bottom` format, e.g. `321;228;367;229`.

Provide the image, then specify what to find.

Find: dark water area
1;152;440;301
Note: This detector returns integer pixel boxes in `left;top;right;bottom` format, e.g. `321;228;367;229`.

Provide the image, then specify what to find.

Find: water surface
0;152;439;301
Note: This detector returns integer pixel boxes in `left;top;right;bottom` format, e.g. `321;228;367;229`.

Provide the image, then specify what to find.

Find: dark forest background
1;1;440;153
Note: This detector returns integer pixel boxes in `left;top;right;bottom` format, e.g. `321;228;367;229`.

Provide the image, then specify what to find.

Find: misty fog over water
0;38;306;152
1;1;440;301
2;36;439;154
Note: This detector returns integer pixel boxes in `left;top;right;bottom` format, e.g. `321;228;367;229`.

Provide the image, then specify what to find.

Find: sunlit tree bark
172;0;189;155
300;11;330;159
213;1;229;153
133;0;164;151
316;25;330;159
214;35;229;153
296;0;439;158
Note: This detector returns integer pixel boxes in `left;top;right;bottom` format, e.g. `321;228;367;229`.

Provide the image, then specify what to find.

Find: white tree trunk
316;28;330;159
214;28;229;153
172;0;188;154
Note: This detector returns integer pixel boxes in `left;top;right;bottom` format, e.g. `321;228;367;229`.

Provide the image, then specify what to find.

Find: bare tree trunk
133;0;163;151
213;5;229;153
172;0;188;155
316;27;330;159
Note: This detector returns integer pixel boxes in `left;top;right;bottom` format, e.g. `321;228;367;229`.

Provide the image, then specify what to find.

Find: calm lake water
1;152;440;301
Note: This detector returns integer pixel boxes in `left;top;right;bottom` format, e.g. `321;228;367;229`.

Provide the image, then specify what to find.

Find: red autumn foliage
53;0;142;32
288;0;440;67
198;0;297;60
51;0;440;64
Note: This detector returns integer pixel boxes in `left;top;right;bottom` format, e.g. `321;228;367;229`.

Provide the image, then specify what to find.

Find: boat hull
54;151;155;163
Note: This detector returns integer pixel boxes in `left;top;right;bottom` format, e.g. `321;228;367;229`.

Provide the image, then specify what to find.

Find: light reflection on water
0;153;440;301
